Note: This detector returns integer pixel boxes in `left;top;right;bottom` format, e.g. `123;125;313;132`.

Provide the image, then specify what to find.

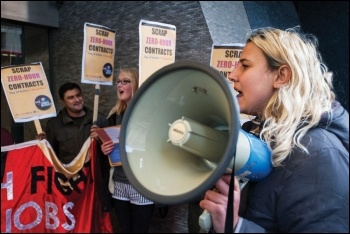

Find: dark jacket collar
318;101;349;152
61;106;92;124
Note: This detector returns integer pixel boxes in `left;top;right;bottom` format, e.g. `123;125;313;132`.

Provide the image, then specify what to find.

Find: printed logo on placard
35;95;52;110
102;63;113;78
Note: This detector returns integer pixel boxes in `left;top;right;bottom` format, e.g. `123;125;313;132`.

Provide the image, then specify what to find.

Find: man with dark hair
42;82;111;212
45;82;106;163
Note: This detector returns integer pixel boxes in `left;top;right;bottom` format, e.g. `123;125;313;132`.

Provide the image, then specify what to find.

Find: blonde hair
107;68;139;118
247;27;335;167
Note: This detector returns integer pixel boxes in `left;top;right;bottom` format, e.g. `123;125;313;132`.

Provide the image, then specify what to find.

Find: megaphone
119;61;272;205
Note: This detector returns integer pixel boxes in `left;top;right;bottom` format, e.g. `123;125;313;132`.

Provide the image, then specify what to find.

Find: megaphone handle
199;187;219;232
236;176;249;189
199;209;212;232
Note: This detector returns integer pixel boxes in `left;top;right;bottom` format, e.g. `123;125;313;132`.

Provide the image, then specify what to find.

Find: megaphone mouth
119;61;240;205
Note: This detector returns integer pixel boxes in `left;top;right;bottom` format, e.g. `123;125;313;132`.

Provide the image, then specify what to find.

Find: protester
44;82;106;162
199;27;349;232
40;82;111;212
94;68;155;233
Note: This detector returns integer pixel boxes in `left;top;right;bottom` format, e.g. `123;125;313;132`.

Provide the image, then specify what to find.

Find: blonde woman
200;27;349;232
100;68;154;233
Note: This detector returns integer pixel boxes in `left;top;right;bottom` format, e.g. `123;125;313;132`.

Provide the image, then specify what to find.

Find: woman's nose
228;68;237;82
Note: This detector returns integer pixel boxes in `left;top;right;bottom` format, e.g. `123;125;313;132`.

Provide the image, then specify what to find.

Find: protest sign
1;62;56;132
81;22;116;122
210;44;252;123
210;44;244;79
81;22;116;85
139;19;176;86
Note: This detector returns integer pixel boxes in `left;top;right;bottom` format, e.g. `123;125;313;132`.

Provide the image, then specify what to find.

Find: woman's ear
273;65;291;88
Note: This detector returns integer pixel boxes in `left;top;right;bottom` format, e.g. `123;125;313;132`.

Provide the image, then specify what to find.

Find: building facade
1;1;349;143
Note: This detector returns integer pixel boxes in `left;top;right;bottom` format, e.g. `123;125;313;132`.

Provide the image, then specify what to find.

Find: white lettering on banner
6;209;11;233
14;201;42;231
46;201;59;229
1;172;13;200
62;202;75;230
4;201;75;232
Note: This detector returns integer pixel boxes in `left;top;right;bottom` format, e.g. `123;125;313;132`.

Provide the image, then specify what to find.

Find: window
1;22;50;142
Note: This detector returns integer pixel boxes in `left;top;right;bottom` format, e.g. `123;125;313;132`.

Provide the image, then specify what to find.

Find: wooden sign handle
93;84;100;124
34;119;43;134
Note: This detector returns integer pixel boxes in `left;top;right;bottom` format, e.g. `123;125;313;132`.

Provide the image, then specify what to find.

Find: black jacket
239;101;349;232
45;106;107;163
107;111;130;184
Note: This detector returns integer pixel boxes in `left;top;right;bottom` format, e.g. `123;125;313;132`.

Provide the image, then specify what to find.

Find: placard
210;44;244;79
139;19;176;86
210;44;253;124
94;126;122;166
1;62;56;122
81;22;116;85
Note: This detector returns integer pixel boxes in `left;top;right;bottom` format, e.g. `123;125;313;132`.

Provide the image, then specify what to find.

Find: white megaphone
119;61;272;209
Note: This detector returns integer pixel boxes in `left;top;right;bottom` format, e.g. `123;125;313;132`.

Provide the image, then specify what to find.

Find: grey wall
50;1;304;118
200;1;251;44
51;1;214;117
244;1;300;29
1;1;60;28
3;1;347;140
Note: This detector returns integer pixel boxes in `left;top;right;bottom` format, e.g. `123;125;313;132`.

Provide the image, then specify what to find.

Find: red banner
1;139;113;233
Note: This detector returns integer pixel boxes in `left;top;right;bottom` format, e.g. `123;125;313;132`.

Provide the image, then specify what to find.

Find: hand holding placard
93;126;122;166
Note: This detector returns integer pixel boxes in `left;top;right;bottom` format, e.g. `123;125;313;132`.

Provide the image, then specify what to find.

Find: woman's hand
199;175;241;233
101;140;115;156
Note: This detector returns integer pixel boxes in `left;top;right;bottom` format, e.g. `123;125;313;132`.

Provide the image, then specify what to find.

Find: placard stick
93;84;100;124
34;119;43;134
